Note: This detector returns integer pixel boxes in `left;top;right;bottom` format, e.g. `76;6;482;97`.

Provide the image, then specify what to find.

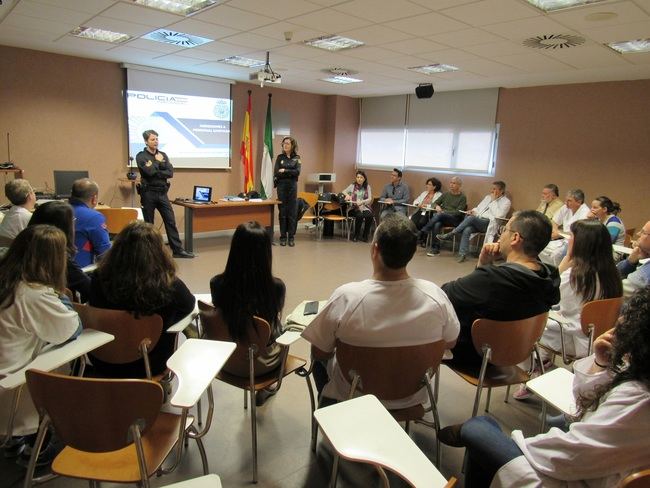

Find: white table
314;395;449;488
285;300;328;330
526;367;577;432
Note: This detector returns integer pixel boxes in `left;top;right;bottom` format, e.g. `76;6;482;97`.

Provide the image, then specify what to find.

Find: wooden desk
172;199;279;253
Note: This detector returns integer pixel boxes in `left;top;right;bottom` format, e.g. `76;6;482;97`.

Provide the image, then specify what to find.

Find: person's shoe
438;424;464;447
3;436;26;458
352;235;358;242
436;232;453;241
457;254;467;263
512;384;532;401
288;237;295;247
279;237;287;246
419;240;427;248
173;250;194;259
426;248;440;257
255;388;277;407
16;441;59;469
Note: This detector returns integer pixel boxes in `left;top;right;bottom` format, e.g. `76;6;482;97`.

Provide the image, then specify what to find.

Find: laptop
53;170;89;199
192;185;212;204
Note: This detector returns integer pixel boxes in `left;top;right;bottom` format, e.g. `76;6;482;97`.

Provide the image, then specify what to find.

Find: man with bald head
617;221;650;298
69;178;111;267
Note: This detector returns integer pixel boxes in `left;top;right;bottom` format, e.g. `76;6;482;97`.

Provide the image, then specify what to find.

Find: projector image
250;70;281;87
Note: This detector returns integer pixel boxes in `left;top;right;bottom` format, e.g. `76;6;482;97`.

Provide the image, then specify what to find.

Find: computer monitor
192;185;212;203
54;170;89;199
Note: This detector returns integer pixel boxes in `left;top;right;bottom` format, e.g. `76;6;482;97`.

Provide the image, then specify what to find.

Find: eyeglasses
497;225;525;240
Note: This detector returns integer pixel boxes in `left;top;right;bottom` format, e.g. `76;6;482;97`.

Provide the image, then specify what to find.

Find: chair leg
434;367;440;403
485;387;492;413
405;421;411;434
244;389;248;410
329;454;340;488
251;389;258;483
376;466;390;488
196;399;203;427
193;430;209;475
23;416;51;488
301;371;318;453
505;385;511;403
472;348;491;418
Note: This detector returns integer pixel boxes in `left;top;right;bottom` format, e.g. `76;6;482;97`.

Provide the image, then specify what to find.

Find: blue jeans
460;416;523;487
420;213;462;250
452;215;489;255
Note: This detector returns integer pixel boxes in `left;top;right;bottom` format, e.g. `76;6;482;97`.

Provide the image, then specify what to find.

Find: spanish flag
240;91;254;192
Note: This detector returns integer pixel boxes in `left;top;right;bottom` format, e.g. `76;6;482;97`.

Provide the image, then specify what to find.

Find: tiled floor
1;227;548;488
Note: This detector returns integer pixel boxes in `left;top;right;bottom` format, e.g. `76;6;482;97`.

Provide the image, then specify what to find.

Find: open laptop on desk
191;185;212;204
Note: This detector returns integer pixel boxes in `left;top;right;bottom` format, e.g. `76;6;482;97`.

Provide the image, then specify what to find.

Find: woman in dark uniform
274;136;301;247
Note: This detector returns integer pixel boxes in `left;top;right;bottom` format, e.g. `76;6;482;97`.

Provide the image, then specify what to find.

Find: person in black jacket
274;136;301;247
135;129;193;258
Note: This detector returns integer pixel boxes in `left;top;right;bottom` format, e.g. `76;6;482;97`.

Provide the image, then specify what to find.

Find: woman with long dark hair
210;221;285;378
274;136;301;247
0;225;80;439
28;200;91;302
589;195;625;245
514;219;622;399
88;221;194;377
343;170;374;242
437;286;650;487
410;177;442;244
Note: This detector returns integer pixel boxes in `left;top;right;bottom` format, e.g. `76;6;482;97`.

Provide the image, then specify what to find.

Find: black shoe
438;424;464;448
3;436;26;458
255;388;277;407
288;237;295;247
280;237;287;246
426;248;440;257
352;235;358;242
173;250;194;258
436;232;453;242
16;441;59;469
457;254;467;263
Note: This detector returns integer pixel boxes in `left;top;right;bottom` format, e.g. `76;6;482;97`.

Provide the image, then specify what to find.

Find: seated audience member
539;189;590;266
438;287;650;488
301;214;460;408
588;195;625;245
88;221;194;378
442;210;560;366
69;178;111;268
28;201;91;302
410;177;442;239
418;176;467;255
536;183;563;221
379;168;409;219
617;220;650;298
437;180;511;263
343;170;374;242
210;221;285;379
0;179;36;241
0;225;81;447
514;219;622;400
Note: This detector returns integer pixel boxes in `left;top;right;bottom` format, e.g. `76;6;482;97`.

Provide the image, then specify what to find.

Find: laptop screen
54;170;90;198
193;185;212;203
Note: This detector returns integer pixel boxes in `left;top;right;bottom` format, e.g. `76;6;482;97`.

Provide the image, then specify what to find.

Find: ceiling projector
251;69;281;87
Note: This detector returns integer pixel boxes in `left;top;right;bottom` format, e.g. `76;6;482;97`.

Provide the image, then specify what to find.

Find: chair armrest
276;330;301;346
167;339;236;408
167;310;199;334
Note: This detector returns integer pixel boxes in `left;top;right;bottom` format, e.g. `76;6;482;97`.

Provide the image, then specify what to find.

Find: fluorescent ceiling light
304;35;364;51
524;0;606;12
70;27;131;44
321;76;363;84
131;0;218;16
408;64;459;74
142;29;213;48
219;56;265;68
607;38;650;53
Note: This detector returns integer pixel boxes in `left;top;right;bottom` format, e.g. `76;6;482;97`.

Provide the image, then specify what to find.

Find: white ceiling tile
166;18;240;40
0;25;57;44
441;0;539;27
3;13;77;36
382;38;448;54
31;0;114;15
332;0;430;23
86;16;153;37
417;48;481;64
194;5;276;30
427;28;505;47
219;32;286;49
54;34;117;51
621;51;650;64
194;40;255;56
341;46;403;60
13;0;91;25
549;1;650;32
380;54;434;68
482;15;578;40
289;8;371;31
635;0;650;15
123;38;186;54
152;53;211;67
339;25;413;45
464;40;531;57
385;11;471;36
454;57;524;75
168;47;235;61
273;43;323;58
306;0;355;6
408;0;477;10
581;20;650;42
243;51;299;65
226;0;322;19
493;51;574;72
542;42;632;69
100;3;182;27
250;21;328;42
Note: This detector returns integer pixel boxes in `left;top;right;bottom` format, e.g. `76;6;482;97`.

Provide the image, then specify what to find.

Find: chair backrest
580;297;623;338
297;191;318;210
471;312;549;367
335;340;446;401
97;208;139;235
619;469;650;488
26;369;162;452
624;228;635;248
73;303;163;364
197;300;271;372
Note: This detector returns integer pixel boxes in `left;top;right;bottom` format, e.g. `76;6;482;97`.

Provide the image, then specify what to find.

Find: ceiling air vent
523;34;585;49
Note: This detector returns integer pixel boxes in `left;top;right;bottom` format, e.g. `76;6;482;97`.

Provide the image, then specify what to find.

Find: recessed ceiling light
524;0;607;12
142;29;213;48
408;64;459;74
607;38;650;54
70;26;131;44
304;35;364;51
321;76;363;84
131;0;218;16
218;56;266;68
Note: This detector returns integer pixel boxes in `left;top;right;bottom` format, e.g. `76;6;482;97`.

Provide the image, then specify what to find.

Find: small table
172;199;279;253
285;300;327;330
526;367;577;432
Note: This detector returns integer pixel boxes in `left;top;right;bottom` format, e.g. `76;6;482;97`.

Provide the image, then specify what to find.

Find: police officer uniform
273;153;301;245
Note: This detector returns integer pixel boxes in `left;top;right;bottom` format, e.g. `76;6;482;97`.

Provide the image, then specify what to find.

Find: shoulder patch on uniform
145;161;153;167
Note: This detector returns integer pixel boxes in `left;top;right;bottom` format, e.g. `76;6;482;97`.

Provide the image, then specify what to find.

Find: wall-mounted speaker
415;83;434;99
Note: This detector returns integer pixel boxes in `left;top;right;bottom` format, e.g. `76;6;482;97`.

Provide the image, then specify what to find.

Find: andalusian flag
260;94;274;200
240;91;254;192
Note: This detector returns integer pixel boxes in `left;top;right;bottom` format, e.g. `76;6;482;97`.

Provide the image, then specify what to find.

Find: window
358;88;499;176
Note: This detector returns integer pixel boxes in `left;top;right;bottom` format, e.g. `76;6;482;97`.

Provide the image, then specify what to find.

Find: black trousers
349;208;373;239
141;189;183;253
277;181;297;238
